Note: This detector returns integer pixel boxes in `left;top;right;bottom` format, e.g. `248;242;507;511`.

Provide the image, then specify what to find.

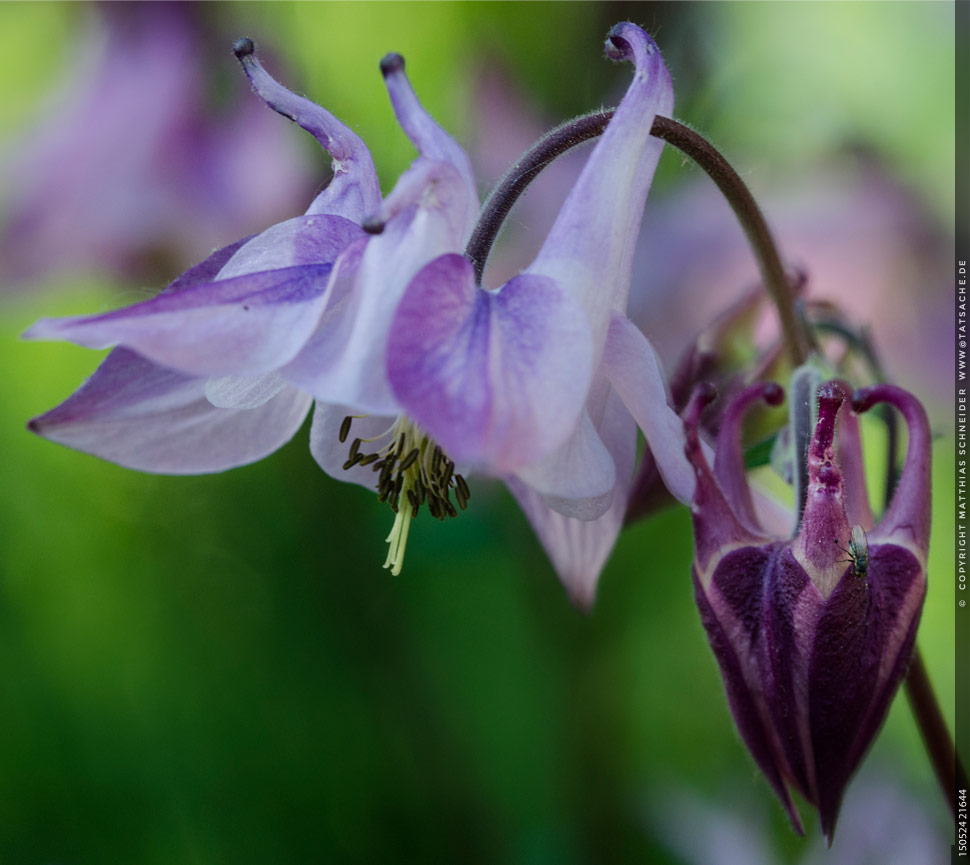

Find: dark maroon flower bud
685;378;929;840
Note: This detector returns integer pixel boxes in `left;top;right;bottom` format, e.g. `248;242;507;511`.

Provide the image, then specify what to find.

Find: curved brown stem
465;112;807;366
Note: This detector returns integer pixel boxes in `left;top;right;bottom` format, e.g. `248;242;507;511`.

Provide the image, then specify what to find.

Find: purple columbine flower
24;39;480;575
25;25;692;588
383;23;693;607
683;377;929;839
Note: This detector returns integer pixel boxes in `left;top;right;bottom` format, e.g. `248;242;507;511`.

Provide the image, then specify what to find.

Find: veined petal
205;372;288;409
512;407;616;518
28;348;311;474
507;387;637;610
234;39;381;223
387;253;594;473
601;313;694;504
24;263;336;378
528;23;673;345
380;52;478;236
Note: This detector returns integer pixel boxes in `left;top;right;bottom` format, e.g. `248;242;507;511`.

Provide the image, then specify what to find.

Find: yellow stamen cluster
339;414;470;575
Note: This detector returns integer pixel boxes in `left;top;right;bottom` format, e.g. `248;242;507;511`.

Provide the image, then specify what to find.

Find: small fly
836;525;869;578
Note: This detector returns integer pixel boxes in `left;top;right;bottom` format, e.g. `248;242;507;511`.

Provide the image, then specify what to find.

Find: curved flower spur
386;23;693;606
683;378;929;839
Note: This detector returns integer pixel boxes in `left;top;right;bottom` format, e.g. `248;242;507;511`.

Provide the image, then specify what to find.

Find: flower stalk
467;112;808;367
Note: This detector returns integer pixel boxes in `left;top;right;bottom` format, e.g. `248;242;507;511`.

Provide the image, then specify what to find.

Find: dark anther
455;475;470;501
379;53;405;77
338;415;352;444
342;453;363;471
362;216;385;235
359;453;379;467
233;37;256;60
399;449;419;472
349;438;361;460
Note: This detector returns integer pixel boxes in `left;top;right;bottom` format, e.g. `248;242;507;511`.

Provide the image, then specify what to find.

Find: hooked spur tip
851;386;878;414
604;24;632;61
380;53;405;77
762;382;785;407
362;216;385;235
684;381;717;428
233;37;256;61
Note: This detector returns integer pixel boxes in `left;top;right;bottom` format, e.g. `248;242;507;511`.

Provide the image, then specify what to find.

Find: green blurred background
0;2;956;863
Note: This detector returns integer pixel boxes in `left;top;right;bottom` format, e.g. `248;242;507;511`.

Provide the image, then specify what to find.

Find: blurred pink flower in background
629;159;950;408
0;2;314;288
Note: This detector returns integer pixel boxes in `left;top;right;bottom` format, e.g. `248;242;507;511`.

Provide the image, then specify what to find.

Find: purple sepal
28;348;312;474
693;556;805;834
808;543;924;840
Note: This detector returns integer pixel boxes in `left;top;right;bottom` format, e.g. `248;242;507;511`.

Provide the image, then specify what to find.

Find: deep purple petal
682;384;761;578
235;43;381;222
25;263;336;377
808;544;924;840
714;382;785;533
853;385;932;556
28;348;312;473
835;400;874;531
695;560;805;834
793;383;852;597
388;253;594;473
528;24;673;343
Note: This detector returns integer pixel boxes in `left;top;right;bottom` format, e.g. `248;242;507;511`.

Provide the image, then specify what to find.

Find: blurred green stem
905;649;965;816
